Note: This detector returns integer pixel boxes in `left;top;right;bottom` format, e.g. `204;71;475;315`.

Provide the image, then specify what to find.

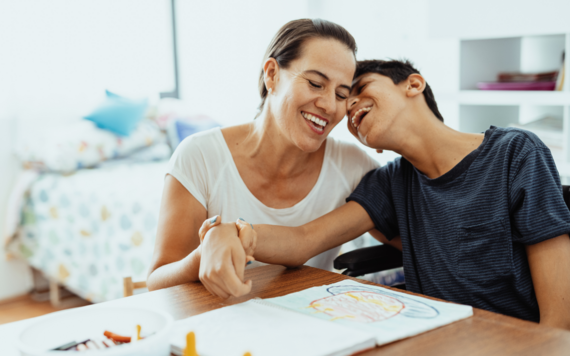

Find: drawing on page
308;285;439;323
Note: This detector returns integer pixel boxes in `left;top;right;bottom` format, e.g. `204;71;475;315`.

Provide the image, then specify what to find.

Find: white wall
176;0;310;126
430;0;570;39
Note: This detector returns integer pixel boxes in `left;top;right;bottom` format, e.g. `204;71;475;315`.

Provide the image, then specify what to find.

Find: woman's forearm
147;246;202;291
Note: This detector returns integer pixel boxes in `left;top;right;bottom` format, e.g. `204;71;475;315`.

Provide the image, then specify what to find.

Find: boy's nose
348;97;359;109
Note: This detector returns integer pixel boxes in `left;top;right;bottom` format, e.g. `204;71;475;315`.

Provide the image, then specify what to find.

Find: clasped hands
198;216;257;299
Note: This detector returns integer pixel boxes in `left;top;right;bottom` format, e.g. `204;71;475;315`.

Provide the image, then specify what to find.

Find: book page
169;299;375;356
265;280;473;345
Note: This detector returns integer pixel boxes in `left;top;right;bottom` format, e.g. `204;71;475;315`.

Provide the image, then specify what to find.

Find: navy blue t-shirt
347;126;570;322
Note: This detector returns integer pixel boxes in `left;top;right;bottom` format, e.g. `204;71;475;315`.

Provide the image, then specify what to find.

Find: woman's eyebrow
303;70;351;91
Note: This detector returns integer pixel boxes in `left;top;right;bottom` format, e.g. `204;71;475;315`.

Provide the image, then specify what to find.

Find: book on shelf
478;51;565;91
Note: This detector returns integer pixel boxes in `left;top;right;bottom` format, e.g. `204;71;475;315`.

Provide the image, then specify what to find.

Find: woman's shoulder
326;136;380;170
169;127;229;172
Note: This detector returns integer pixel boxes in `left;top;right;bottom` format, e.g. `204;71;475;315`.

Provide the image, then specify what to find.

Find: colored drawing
306;285;439;323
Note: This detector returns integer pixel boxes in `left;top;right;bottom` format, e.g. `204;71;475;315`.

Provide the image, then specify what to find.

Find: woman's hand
199;222;253;299
199;216;257;265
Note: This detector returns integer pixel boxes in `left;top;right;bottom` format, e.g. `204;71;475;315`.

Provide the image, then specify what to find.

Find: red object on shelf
476;81;556;91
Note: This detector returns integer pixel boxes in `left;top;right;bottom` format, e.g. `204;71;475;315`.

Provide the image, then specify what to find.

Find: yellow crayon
131;324;142;343
183;331;199;356
244;353;252;356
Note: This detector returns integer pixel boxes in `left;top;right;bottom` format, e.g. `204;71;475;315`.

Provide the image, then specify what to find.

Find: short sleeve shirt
348;126;570;321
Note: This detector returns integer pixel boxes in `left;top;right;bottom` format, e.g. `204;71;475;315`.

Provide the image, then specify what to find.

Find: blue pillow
84;90;148;136
167;117;221;149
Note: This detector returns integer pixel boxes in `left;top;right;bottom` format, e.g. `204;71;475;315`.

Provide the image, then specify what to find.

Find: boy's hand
199;216;256;265
236;218;257;264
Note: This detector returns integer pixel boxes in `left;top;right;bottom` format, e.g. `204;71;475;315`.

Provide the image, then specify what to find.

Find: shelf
557;162;570;177
443;91;570;106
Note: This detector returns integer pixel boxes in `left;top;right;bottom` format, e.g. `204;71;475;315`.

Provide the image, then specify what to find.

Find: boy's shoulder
487;126;549;156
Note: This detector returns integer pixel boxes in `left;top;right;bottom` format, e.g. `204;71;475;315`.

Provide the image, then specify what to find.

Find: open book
171;280;473;356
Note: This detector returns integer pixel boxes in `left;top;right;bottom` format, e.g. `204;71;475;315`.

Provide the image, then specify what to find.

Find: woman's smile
301;111;329;135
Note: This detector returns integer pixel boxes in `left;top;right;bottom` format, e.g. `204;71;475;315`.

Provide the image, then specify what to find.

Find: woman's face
267;37;355;152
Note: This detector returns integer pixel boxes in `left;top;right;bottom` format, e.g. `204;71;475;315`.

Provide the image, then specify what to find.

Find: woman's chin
294;135;327;153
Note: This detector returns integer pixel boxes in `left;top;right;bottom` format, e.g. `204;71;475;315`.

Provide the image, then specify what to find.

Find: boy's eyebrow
304;70;351;91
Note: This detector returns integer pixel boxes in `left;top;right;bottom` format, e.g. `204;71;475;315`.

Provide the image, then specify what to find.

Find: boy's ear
404;73;426;98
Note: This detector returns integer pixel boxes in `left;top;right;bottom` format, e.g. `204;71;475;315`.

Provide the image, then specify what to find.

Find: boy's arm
369;229;402;251
199;201;375;297
526;234;570;330
253;201;375;266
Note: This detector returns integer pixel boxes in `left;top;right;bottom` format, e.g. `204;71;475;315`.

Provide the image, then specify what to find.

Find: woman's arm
146;175;207;291
526;234;570;330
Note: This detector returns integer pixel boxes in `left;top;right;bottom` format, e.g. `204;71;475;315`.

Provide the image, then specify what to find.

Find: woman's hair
256;19;357;117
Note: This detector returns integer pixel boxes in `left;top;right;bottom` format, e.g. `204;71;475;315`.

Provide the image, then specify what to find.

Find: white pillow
16;120;164;173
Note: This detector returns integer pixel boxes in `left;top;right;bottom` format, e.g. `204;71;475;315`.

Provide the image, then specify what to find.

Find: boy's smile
350;105;372;130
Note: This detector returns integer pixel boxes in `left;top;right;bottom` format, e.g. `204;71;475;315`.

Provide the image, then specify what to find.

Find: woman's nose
315;91;336;114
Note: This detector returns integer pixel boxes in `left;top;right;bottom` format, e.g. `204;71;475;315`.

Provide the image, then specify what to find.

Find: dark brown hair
256;19;357;116
355;59;444;122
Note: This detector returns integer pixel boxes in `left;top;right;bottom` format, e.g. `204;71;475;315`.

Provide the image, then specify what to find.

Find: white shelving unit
454;33;570;180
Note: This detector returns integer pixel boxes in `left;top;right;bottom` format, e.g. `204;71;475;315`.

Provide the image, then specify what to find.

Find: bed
8;161;167;303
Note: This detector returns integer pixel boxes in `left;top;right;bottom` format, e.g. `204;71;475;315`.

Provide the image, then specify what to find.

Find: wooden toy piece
131;324;142;343
102;339;117;348
85;340;98;349
92;339;106;349
104;330;131;343
183;331;199;356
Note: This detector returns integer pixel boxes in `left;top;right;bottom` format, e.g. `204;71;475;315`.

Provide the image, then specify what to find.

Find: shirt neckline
215;127;331;213
415;126;497;186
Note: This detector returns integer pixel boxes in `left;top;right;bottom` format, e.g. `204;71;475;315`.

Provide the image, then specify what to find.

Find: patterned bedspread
9;161;168;303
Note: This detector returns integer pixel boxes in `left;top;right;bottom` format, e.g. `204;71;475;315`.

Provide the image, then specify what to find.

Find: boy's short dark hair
355;59;444;122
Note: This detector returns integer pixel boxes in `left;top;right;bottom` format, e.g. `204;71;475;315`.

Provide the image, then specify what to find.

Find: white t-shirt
167;127;380;271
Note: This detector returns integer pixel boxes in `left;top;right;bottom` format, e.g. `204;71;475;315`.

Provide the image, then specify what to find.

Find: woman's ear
405;73;426;98
263;58;279;94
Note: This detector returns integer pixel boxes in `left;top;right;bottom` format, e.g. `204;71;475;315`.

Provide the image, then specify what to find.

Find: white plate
17;307;173;356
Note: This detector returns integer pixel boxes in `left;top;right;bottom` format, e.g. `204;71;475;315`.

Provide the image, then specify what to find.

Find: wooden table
3;265;570;355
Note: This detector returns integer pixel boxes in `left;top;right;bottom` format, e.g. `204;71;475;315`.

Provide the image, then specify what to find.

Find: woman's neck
239;110;325;180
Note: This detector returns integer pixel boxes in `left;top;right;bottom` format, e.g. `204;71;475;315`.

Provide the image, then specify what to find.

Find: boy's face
346;73;407;149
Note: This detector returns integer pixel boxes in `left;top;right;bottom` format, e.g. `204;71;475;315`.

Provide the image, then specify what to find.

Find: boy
199;60;570;329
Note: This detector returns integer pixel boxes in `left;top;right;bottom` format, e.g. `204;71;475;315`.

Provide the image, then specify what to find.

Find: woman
147;19;379;296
